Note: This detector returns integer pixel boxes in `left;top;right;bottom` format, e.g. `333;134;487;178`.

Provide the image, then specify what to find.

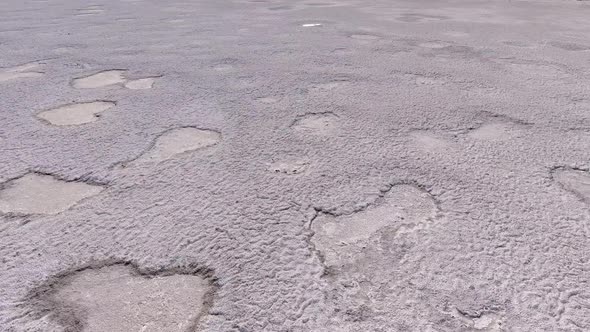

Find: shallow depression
125;77;156;90
72;70;126;89
48;265;211;332
554;169;590;203
36;101;115;126
0;62;44;82
311;184;437;265
135;127;221;163
0;173;103;215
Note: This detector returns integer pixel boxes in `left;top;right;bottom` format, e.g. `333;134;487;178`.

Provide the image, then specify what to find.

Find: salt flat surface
1;0;590;331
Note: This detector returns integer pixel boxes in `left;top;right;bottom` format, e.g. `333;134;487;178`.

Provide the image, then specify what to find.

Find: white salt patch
37;101;115;126
51;265;210;332
124;77;156;90
137;127;221;163
0;62;44;82
72;70;126;89
0;173;103;215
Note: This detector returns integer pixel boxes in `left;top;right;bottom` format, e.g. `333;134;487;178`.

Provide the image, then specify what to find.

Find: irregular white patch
0;173;103;215
311;185;437;265
36;101;115;126
72;70;126;89
136;127;221;163
213;64;234;72
554;169;590;202
291;113;338;136
124;77;156;90
302;23;322;27
0;62;44;82
256;96;280;104
50;265;211;332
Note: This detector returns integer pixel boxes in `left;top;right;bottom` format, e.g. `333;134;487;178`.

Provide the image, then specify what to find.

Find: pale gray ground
0;0;589;331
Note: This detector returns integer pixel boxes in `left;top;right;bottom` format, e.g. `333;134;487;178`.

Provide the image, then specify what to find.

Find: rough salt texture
1;0;590;331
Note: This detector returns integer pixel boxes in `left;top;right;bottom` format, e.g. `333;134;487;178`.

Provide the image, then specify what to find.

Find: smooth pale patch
137;128;221;163
302;23;322;27
124;77;156;90
268;159;310;175
0;173;103;215
410;131;453;153
50;265;210;332
213;64;234;72
419;41;451;49
0;62;44;82
311;185;437;265
256;96;280;104
468;123;513;140
554;169;590;202
37;101;115;126
291;113;338;135
72;70;126;89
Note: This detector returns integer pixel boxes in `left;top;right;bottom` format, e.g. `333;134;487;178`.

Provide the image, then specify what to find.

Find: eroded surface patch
554;169;590;203
72;70;126;89
36;101;115;126
311;184;438;266
124;77;156;90
135;127;221;163
255;96;280;104
0;62;44;82
72;70;159;89
291;112;339;136
48;265;211;332
0;173;103;215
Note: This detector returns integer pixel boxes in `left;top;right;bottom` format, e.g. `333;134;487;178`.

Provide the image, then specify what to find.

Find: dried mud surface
1;0;590;331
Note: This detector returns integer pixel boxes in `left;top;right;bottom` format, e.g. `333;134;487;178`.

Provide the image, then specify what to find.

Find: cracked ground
1;0;590;331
